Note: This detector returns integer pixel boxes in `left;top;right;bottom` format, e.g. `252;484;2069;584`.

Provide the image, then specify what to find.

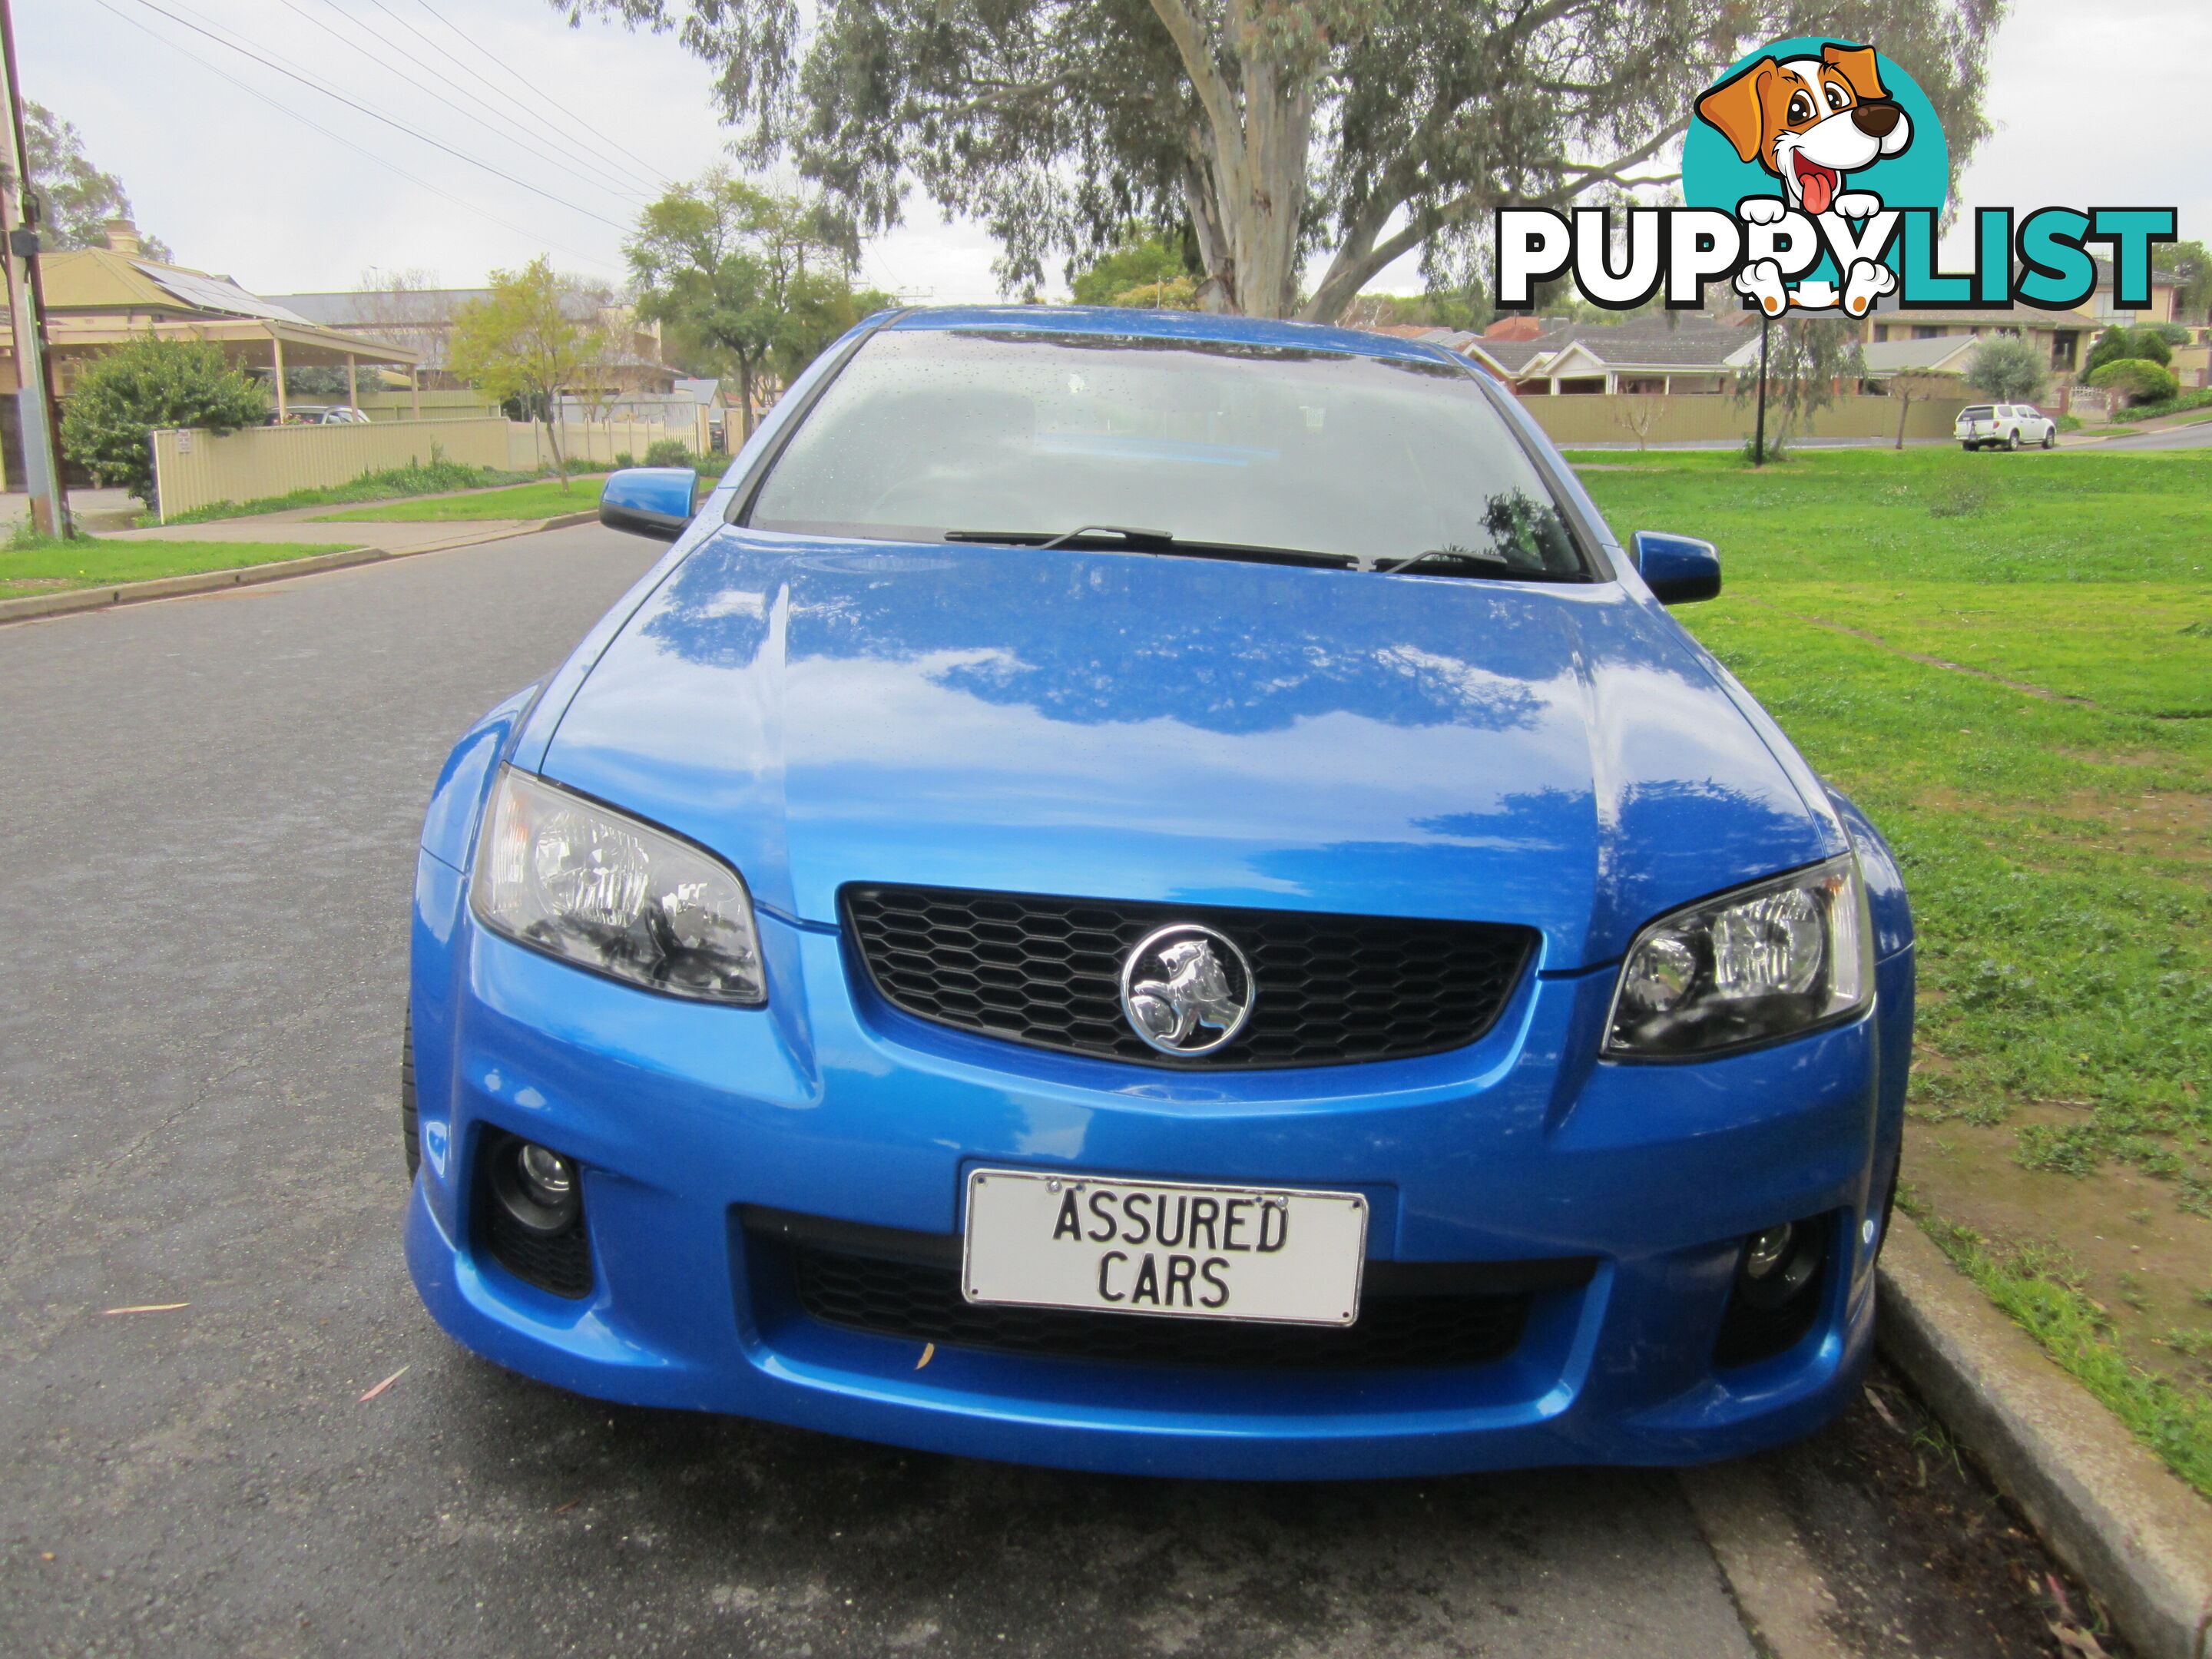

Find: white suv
1956;403;2057;451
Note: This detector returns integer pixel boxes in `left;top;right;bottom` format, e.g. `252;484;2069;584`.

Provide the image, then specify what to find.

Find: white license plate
961;1169;1368;1327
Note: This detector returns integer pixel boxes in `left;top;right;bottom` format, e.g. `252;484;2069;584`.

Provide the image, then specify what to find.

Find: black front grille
745;1210;1591;1373
485;1205;593;1299
843;885;1536;1068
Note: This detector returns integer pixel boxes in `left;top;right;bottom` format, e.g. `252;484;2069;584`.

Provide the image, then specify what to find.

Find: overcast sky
22;0;2210;304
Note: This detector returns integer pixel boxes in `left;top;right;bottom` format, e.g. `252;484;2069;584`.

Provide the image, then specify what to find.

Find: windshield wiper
1376;547;1564;580
942;527;1353;569
944;525;1172;548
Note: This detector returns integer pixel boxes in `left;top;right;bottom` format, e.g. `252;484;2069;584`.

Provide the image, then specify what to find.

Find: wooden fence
1517;391;1969;446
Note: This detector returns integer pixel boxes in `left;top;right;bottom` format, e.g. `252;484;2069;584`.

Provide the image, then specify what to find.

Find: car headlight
470;767;766;1005
1604;854;1872;1058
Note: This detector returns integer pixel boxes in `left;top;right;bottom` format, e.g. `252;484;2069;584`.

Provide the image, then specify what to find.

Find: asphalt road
2093;418;2212;450
0;525;2071;1658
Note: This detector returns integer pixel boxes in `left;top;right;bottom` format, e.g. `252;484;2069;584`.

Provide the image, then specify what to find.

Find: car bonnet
532;531;1839;970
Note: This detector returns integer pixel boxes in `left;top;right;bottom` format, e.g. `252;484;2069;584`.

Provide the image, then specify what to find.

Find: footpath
0;489;598;627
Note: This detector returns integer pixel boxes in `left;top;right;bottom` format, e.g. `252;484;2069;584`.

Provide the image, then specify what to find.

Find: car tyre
402;1008;420;1178
1960;441;1975;452
2006;430;2021;450
2042;428;2057;449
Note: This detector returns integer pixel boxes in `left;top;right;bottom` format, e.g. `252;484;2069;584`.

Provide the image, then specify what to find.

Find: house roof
24;249;419;366
1484;318;1753;378
1860;336;1982;373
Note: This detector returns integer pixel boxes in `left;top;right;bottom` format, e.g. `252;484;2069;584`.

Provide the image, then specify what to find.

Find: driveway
0;525;2071;1657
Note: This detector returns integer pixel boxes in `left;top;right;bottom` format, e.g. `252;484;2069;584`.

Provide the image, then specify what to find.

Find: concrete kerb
0;511;600;627
1879;1216;2212;1659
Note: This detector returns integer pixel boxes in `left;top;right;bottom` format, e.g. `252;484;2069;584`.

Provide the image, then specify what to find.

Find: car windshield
745;327;1594;578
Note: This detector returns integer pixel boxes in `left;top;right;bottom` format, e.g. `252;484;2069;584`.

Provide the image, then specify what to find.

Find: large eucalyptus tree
558;0;2005;322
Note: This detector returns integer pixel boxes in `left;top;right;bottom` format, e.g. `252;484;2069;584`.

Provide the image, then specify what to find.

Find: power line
93;0;623;275
356;0;673;200
117;0;636;233
277;0;661;209
402;0;681;201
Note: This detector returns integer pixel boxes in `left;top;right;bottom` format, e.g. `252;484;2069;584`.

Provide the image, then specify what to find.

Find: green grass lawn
1569;443;2212;1493
313;475;607;523
1;538;355;595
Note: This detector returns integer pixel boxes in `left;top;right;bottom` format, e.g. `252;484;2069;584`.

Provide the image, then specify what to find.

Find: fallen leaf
2049;1621;2111;1657
102;1303;189;1316
1865;1389;1906;1435
553;1498;580;1515
359;1365;410;1402
916;1343;935;1369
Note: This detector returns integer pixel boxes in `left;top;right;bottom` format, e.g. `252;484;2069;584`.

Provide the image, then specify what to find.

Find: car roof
881;304;1460;368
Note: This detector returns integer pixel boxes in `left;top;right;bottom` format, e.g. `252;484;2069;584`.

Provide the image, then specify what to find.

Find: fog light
1732;1218;1821;1312
519;1143;575;1203
1743;1224;1795;1280
489;1137;581;1236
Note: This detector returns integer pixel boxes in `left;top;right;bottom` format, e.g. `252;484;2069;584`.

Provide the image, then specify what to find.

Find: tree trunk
543;392;569;488
738;357;757;442
1151;0;1312;319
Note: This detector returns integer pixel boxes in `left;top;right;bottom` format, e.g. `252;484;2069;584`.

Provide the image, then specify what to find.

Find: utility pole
0;0;69;538
1752;310;1771;468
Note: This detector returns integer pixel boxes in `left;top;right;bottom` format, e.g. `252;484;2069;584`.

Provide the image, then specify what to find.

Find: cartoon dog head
1696;43;1912;216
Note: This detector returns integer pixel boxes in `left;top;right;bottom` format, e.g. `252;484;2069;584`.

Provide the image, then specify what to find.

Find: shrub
2082;326;2170;379
1738;429;1788;465
60;334;270;509
1962;335;2049;403
2088;358;2181;406
613;450;636;469
644;437;694;469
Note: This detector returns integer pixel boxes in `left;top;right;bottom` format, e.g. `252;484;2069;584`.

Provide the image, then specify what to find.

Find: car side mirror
599;467;698;542
1631;531;1721;605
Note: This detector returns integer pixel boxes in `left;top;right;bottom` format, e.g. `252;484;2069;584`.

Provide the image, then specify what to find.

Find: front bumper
407;851;1909;1479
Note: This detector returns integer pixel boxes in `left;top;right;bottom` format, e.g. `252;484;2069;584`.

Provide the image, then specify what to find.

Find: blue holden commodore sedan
404;305;1912;1479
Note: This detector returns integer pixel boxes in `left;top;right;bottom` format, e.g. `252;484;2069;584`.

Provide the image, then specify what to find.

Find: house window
1873;324;1889;342
2051;330;2079;370
1912;326;1942;339
1556;377;1605;395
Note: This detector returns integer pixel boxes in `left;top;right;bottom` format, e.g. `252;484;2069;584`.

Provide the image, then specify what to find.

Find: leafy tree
1880;368;1957;449
1734;319;1863;458
447;257;611;484
2088;358;2179;407
2153;240;2211;323
1069;227;1195;305
2082;325;2169;380
59;334;267;510
626;171;887;439
558;0;2003;323
1962;335;2048;403
12;103;174;260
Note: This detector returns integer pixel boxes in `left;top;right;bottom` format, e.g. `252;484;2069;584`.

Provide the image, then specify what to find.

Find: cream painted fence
504;414;710;472
150;418;510;522
1518;392;1969;446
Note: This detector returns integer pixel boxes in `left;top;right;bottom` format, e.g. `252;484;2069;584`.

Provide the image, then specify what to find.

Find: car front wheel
2042;428;2057;449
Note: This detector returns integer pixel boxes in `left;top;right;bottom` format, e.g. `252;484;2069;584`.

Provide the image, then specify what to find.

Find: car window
747;327;1594;578
1962;406;1994;420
